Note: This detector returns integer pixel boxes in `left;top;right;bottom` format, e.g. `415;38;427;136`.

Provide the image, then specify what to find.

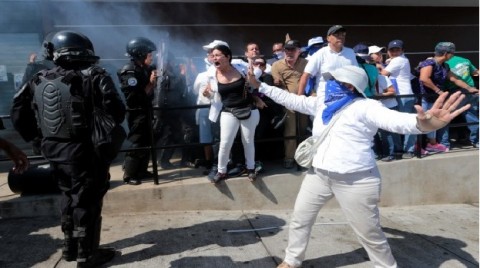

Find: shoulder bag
294;100;357;168
87;69;126;162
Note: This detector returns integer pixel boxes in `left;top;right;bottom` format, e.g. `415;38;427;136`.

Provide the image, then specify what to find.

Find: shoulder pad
31;71;47;85
81;66;106;77
118;62;136;74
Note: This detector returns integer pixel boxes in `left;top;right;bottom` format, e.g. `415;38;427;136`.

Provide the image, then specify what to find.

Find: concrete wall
2;151;476;218
101;151;479;214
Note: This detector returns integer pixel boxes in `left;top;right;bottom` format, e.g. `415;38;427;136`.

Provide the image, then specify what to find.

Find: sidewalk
0;150;478;267
0;204;478;267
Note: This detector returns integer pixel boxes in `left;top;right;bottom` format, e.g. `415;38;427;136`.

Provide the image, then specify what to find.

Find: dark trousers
124;141;151;179
55;155;110;237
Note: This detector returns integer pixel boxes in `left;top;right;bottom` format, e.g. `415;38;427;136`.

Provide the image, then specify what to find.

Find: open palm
414;91;471;123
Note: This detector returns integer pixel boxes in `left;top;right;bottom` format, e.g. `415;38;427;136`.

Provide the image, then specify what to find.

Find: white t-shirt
231;58;272;74
384;54;413;95
194;71;210;105
304;46;358;101
376;75;398;108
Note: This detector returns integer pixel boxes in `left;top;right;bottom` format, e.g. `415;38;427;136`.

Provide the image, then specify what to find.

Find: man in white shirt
297;25;357;101
380;40;418;158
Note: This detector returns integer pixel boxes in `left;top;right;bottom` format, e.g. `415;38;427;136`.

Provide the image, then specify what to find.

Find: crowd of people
2;24;478;267
189;24;478;183
6;25;479;182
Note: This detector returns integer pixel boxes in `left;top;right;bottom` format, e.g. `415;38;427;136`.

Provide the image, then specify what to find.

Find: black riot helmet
42;32;56;60
51;30;100;65
126;37;156;61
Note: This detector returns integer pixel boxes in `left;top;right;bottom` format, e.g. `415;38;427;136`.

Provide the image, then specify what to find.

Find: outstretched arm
0;137;29;174
247;65;318;116
296;72;310;96
415;91;470;132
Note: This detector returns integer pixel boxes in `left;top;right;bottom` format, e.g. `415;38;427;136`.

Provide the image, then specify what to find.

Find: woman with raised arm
202;44;260;183
247;65;470;268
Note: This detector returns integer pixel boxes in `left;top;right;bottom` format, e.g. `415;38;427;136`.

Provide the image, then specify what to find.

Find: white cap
307;36;324;47
202;40;229;51
368;45;385;55
322;65;368;97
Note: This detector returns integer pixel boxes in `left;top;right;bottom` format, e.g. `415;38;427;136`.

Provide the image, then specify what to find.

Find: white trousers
284;167;397;268
217;110;259;173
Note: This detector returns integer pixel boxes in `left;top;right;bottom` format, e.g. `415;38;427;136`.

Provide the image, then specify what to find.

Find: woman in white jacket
246;65;469;268
202;44;260;183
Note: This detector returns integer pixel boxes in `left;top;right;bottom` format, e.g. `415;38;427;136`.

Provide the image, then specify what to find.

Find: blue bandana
308;46;321;56
322;80;357;125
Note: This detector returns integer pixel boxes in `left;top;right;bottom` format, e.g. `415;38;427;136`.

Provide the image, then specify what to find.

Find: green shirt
446;56;477;89
360;63;378;98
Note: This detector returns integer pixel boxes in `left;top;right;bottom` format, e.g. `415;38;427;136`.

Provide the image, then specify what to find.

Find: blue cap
353;43;369;58
388;39;404;50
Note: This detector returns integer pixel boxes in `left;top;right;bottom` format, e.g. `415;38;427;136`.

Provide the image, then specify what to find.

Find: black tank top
218;77;253;108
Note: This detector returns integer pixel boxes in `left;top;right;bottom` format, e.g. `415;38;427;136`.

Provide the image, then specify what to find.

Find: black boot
76;247;116;268
61;216;77;262
76;217;116;268
62;232;77;262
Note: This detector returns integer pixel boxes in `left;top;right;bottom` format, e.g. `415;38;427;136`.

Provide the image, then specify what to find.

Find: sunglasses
253;62;266;66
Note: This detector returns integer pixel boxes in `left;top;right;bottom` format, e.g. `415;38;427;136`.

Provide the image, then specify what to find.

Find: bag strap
80;67;98;111
311;98;359;151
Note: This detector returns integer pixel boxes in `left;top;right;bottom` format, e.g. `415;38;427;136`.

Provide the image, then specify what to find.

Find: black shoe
209;172;227;184
127;178;141;185
160;162;176;170
77;247;116;268
141;171;155;179
195;159;212;169
123;176;131;184
283;159;295;169
228;164;246;177
247;169;257;182
271;112;287;129
179;161;195;168
207;166;218;181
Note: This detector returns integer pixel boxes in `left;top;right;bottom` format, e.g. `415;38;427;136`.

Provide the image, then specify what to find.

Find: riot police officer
118;37;157;185
20;32;57;155
11;30;126;267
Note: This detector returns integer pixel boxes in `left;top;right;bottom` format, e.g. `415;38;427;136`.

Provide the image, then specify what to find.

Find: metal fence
0;92;478;185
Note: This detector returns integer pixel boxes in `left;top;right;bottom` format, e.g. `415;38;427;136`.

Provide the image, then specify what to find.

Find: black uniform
118;60;154;182
11;65;125;265
157;62;196;168
20;58;56;154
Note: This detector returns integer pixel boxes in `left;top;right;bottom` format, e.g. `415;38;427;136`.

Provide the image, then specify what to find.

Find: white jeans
284;167;397;268
217;109;259;173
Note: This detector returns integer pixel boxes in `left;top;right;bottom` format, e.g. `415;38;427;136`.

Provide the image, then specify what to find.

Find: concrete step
0;150;478;219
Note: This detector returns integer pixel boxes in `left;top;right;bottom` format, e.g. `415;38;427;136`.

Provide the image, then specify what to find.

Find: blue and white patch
127;77;137;86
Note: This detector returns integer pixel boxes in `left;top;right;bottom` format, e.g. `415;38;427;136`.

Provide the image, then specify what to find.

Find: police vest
33;72;89;139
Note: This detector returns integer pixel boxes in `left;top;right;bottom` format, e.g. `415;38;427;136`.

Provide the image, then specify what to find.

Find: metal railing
1;92;478;184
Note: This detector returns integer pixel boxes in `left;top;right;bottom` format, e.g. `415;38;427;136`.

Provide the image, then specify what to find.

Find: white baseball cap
322;65;368;97
307;36;324;48
368;45;385;55
202;40;229;51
